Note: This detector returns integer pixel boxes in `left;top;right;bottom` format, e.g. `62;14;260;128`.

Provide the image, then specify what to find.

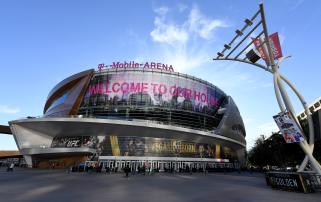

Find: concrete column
23;155;33;168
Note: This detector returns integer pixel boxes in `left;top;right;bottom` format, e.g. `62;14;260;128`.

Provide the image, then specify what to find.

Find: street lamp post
213;3;321;174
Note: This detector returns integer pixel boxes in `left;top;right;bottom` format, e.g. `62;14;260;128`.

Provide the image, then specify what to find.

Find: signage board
51;136;232;159
265;172;309;193
83;71;225;114
97;61;175;72
273;111;305;143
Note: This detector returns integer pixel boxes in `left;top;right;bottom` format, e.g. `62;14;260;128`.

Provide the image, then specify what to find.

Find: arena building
9;62;246;171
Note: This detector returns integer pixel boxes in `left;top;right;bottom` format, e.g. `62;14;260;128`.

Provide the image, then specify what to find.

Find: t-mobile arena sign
97;61;175;72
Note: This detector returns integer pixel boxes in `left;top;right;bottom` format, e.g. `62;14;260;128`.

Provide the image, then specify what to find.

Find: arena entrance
98;156;233;172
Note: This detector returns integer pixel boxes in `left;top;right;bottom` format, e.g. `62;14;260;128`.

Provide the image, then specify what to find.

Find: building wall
9;68;247;168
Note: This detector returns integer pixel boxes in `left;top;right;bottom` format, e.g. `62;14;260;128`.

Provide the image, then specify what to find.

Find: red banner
269;32;283;59
252;36;268;61
252;32;283;63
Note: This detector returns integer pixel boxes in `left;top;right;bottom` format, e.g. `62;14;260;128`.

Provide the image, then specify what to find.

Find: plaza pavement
0;168;320;202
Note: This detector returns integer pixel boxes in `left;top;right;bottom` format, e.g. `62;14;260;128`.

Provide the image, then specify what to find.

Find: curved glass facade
46;91;70;113
78;69;227;130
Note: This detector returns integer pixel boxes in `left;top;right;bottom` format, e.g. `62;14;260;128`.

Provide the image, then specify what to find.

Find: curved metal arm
273;73;285;111
276;55;291;66
213;58;273;73
279;73;315;145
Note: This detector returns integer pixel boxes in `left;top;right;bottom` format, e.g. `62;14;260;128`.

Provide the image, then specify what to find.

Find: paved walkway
0;168;320;202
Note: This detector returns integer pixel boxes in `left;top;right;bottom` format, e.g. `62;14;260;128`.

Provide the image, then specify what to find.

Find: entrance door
121;161;126;170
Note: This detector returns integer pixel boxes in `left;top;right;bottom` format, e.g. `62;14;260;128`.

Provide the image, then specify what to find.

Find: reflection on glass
46;91;70;112
78;70;227;130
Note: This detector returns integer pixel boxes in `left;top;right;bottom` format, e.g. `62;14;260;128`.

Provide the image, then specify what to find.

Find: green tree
248;133;305;168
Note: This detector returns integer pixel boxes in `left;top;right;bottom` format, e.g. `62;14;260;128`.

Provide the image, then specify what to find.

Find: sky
0;0;321;151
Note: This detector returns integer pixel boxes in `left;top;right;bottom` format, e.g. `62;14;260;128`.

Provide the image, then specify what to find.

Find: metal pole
273;73;285;111
300;140;321;171
275;75;321;173
259;3;276;69
279;73;317;171
279;74;315;145
260;3;321;174
275;73;304;136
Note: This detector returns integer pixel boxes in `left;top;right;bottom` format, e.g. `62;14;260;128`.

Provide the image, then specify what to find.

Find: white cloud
149;4;228;72
151;6;188;45
154;6;169;16
257;121;279;137
150;17;188;45
0;105;20;114
150;5;227;44
188;5;227;40
243;118;253;125
164;50;208;73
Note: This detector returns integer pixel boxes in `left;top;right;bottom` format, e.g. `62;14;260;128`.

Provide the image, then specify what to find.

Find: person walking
7;163;14;172
124;165;130;178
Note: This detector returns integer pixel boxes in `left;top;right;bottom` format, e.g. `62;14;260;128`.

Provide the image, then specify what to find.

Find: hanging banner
252;36;268;63
269;32;283;60
273;112;305;143
252;32;283;63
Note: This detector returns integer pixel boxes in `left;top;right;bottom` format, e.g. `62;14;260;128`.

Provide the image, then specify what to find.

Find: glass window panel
78;70;227;130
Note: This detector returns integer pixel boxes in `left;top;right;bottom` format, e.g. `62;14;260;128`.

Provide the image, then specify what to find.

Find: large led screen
81;71;226;115
50;135;236;160
99;136;218;158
